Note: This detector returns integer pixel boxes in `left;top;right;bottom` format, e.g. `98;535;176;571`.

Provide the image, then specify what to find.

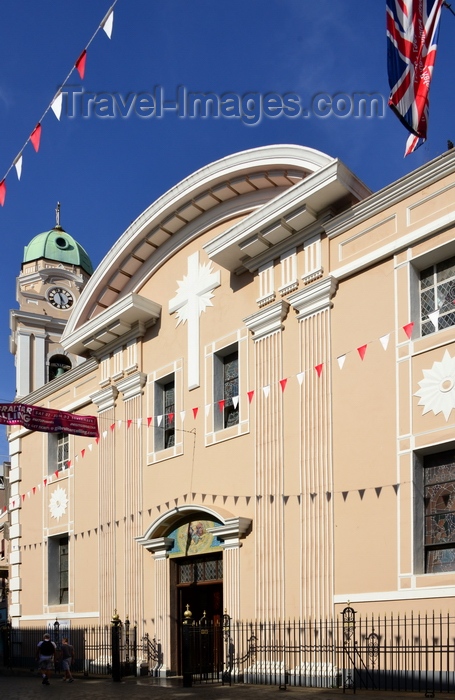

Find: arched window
49;354;72;382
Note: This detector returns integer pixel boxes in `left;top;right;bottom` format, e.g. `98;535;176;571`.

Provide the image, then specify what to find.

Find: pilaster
91;386;118;624
208;517;251;622
138;537;174;676
288;275;337;619
116;372;146;639
244;302;288;619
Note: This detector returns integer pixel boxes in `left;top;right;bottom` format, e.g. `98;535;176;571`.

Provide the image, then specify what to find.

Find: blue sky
0;0;454;457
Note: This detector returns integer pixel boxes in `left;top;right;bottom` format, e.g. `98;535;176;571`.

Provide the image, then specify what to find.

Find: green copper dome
23;226;93;276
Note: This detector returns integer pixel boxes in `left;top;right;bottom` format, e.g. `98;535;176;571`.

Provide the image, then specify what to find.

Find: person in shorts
36;633;56;685
61;637;75;682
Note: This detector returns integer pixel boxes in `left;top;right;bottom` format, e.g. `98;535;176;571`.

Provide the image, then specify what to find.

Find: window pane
426;547;455;573
420;258;455;336
424;451;455;573
436;256;455;282
179;563;193;583
420;266;433;289
223;351;239;428
57;434;69;470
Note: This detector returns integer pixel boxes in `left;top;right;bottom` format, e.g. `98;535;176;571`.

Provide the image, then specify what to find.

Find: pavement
0;673;453;700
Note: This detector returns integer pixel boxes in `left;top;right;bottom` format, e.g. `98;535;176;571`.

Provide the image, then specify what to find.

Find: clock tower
10;207;93;398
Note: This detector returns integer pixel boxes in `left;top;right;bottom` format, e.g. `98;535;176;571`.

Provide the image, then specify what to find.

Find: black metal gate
341;606;455;694
181;606;227;685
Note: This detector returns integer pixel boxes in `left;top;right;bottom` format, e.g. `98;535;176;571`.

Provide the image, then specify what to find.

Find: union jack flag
387;0;444;154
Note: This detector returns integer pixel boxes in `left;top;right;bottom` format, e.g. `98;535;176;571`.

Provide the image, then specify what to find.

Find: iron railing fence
222;612;455;693
0;624;137;678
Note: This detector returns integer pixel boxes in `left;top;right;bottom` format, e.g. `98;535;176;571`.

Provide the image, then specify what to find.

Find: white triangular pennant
101;8;114;38
379;334;390;351
337;355;346;370
205;404;211;417
232;396;239;409
14;154;23;180
428;310;439;330
117;420;122;429
102;431;107;439
157;415;163;427
180;410;186;423
137;418;142;428
296;372;304;385
88;443;93;451
51;92;63;120
262;385;270;398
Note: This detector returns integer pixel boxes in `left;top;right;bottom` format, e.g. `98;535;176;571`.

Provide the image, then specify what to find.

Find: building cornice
61;293;161;356
244;300;289;340
14;357;98;405
116;372;147;400
324;148;455;239
288;275;338;319
90;385;119;412
204;159;370;272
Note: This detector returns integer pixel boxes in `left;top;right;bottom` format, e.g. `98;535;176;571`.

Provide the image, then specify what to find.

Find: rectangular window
59;537;69;604
420;256;455;336
154;375;175;451
48;433;69;474
57;433;69;471
48;534;69;604
423;450;455;573
214;346;239;431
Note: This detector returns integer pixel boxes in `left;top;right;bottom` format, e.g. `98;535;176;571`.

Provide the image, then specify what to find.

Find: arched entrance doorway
136;507;251;676
167;518;224;674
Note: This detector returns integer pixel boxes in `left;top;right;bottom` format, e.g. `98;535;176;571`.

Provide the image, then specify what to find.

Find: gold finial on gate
183;604;193;624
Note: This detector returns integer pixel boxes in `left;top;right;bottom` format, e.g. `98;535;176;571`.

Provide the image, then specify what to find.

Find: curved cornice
137;503;237;543
63;145;334;340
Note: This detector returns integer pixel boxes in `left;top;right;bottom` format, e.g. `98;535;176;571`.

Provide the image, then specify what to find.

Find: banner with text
0;403;99;438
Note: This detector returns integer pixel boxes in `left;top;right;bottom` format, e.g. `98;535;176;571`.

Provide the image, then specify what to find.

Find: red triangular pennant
315;363;323;377
218;399;225;413
279;378;287;392
147;417;152;427
22;493;26;502
0;180;6;206
247;390;255;403
168;412;174;423
357;344;367;361
127;419;132;428
81;449;85;458
95;437;100;444
110;423;115;431
192;407;199;419
54;470;59;478
75;49;87;79
30;123;42;152
403;322;414;339
66;461;71;468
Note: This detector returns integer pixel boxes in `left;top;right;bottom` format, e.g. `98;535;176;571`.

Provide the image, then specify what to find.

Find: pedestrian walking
36;633;56;685
61;636;75;682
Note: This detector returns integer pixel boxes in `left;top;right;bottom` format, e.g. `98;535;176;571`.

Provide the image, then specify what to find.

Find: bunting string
3;479;407;549
0;1;118;205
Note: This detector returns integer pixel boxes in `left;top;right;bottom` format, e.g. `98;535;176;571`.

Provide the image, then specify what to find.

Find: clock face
48;287;74;310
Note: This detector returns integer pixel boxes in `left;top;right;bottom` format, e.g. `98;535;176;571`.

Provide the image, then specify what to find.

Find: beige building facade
4;145;455;673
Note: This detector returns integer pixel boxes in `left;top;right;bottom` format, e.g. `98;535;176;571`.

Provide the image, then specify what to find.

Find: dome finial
55;202;62;230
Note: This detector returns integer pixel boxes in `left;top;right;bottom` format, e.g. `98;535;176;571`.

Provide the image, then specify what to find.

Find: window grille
420;256;455;336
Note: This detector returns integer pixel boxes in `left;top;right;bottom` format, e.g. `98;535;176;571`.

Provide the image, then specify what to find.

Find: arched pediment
62;145;334;343
136;504;252;554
